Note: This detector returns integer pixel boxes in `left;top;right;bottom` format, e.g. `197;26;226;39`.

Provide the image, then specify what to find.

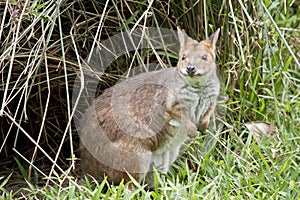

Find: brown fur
79;27;220;187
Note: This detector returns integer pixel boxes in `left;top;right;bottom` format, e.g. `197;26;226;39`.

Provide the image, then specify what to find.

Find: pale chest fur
176;75;220;124
161;69;219;129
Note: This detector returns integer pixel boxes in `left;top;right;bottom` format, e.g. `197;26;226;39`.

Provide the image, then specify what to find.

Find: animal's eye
182;55;186;60
202;55;208;61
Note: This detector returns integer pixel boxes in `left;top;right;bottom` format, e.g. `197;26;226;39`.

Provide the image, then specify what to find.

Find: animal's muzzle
186;64;196;75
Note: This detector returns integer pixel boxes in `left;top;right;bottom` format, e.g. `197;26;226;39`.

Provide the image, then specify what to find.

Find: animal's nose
186;64;195;74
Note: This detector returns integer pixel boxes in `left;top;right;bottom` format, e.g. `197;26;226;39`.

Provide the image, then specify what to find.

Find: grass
0;0;299;199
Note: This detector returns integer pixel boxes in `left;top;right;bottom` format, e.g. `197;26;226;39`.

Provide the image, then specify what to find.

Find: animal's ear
177;27;188;47
207;28;220;50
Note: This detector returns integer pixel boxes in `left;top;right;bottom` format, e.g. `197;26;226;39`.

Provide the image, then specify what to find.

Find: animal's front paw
198;120;208;133
187;124;198;138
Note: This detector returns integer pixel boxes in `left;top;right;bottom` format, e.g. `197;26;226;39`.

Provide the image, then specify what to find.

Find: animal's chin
186;73;196;77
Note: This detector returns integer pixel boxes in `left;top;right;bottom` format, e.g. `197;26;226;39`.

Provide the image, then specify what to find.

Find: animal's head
177;27;220;77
